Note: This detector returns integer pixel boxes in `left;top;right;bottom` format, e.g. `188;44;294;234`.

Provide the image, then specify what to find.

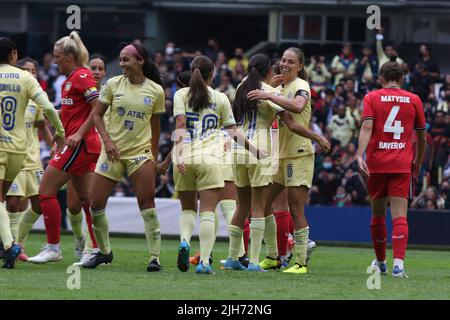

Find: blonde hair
54;31;89;66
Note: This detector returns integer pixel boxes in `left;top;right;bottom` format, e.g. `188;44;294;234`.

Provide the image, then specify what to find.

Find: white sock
393;258;404;270
48;243;60;252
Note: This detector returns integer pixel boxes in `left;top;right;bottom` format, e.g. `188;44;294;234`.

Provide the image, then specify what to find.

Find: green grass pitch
1;234;449;300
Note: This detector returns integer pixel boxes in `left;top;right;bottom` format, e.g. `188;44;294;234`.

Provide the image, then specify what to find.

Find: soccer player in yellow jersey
247;47;329;274
5;58;53;261
66;54;107;264
225;53;329;271
173;55;264;274
86;43;165;271
0;37;64;268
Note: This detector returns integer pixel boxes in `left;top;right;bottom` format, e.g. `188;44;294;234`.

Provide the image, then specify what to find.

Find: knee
6;199;20;213
138;198;155;211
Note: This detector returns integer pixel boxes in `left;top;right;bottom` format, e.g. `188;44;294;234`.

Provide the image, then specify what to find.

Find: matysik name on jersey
380;95;411;103
379;142;406;149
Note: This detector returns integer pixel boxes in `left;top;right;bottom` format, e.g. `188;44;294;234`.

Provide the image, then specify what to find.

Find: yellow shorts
0;152;25;182
234;158;273;188
95;152;154;182
273;154;314;188
7;168;43;198
174;157;225;192
222;164;234;182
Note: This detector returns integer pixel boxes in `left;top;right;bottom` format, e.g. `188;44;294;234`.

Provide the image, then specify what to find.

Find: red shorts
48;140;99;176
367;173;413;199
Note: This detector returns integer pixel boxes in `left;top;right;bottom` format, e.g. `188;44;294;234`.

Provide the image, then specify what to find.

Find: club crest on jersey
144;96;152;106
65;82;72;91
100;162;109;172
208;103;217;110
117;107;126;117
124;120;134;130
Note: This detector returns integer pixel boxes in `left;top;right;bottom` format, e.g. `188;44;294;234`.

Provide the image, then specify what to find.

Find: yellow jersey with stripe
99;75;165;159
277;77;314;158
23;100;44;170
173;86;236;159
0;64;45;154
235;82;284;158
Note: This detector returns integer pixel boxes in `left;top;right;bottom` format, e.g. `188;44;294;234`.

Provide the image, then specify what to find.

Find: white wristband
376;34;384;41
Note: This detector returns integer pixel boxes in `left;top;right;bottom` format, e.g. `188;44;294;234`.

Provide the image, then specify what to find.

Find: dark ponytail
0;37;17;64
232;53;271;124
286;47;308;81
188;55;214;112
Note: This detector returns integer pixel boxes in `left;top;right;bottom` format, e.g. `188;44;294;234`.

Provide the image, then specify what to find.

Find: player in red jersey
28;32;101;263
356;57;426;278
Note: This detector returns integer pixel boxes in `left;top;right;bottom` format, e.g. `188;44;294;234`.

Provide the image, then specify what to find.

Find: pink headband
122;44;143;60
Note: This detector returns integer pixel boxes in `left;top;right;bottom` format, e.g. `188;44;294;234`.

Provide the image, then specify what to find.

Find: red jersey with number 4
362;87;426;173
60;67;101;154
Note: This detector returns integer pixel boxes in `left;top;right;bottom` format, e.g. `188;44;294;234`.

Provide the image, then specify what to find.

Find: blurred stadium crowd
35;36;449;210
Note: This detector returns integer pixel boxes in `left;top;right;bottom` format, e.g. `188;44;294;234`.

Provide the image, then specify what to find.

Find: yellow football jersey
277;77;314;158
173;86;236;159
0;64;45;154
22;101;44;170
234;82;284;158
99;75;165;159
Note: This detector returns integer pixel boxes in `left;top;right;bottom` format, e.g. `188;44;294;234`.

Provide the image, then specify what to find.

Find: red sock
370;216;387;261
274;211;290;256
83;205;98;249
39;194;61;244
392;216;409;260
243;218;250;255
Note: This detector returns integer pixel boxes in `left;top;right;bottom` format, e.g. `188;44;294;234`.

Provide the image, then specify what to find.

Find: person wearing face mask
328;104;356;147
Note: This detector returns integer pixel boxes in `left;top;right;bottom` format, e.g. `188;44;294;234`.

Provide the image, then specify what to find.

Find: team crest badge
11;183;18;192
117;107;126;117
100;162;109;172
65;82;72;91
144;96;152;106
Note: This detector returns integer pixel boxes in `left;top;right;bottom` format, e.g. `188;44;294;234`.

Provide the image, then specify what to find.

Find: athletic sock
370;216;387;262
228;225;243;260
141;208;161;262
67;209;83;240
294;226;309;265
243;218;250;255
0;202;13;250
274;211;290;256
392;216;408;261
179;209;196;245
39;194;61;244
249;217;265;265
264;214;278;259
199;211;215;265
8;211;22;242
91;208;110;255
83;205;98;248
18;207;40;244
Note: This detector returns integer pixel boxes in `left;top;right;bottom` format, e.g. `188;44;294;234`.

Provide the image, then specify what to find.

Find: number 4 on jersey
383;105;404;140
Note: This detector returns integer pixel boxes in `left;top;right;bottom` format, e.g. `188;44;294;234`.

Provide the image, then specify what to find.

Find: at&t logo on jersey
29;105;36;114
208;103;217;110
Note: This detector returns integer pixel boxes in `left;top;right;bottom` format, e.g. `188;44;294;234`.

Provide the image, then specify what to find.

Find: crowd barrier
33;198;450;246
